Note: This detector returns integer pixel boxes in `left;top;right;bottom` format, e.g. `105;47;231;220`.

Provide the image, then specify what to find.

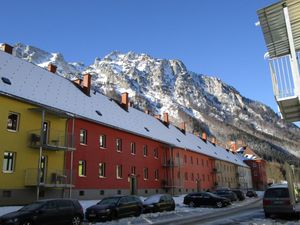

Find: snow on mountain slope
3;43;300;162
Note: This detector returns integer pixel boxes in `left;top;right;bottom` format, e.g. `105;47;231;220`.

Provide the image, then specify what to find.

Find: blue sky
1;0;293;122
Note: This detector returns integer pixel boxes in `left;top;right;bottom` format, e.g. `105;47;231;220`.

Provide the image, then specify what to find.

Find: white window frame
78;160;86;177
131;142;136;155
99;162;106;178
116;139;122;152
143;168;148;180
143;145;148;157
80;129;87;145
99;135;106;149
116;165;123;179
2;152;15;173
154;169;159;181
7;112;20;132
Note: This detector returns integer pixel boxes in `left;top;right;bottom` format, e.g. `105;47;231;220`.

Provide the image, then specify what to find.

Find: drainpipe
69;117;75;198
37;110;45;200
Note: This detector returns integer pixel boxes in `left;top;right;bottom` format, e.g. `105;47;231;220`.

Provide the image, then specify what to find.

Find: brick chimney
180;122;186;134
154;115;161;120
145;109;151;115
82;74;91;96
48;64;57;73
163;112;169;126
121;92;129;111
211;137;216;146
202;132;207;142
230;141;237;151
1;44;13;54
73;78;82;85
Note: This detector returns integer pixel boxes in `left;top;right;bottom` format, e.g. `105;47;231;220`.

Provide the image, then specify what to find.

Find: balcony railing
24;168;74;188
28;129;75;151
161;178;184;188
162;158;184;168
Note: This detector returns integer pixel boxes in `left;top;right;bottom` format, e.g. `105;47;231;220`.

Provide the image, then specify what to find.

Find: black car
246;190;258;198
0;199;83;225
143;194;175;213
85;195;143;222
231;189;245;201
214;190;238;202
183;192;231;208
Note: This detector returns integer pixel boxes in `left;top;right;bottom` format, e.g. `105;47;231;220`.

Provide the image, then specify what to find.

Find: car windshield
144;195;161;204
19;202;45;211
265;188;289;198
97;197;120;205
208;193;222;198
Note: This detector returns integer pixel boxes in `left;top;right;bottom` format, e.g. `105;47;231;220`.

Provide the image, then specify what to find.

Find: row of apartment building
0;44;267;205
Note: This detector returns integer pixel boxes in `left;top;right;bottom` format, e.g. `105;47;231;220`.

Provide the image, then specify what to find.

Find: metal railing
268;53;300;99
28;129;75;151
24;168;74;188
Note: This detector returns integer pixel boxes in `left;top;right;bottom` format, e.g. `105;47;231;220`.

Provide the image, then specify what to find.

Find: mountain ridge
3;42;300;164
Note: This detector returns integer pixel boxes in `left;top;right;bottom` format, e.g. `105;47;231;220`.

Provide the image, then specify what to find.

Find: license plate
89;214;96;217
273;201;284;204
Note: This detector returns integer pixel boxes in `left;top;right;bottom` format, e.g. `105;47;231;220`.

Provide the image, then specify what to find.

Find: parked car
246;190;258;198
85;195;143;222
263;184;300;217
231;189;245;201
214;190;238;202
183;192;231;208
143;194;175;213
0;198;83;225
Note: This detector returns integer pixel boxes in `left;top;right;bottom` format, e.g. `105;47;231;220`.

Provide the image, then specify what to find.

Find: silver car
263;184;300;217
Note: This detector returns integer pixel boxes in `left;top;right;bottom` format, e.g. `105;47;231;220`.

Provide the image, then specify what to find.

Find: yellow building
215;159;239;189
0;46;75;205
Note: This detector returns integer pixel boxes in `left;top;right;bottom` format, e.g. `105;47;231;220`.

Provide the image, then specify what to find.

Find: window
131;166;136;175
7;112;19;131
185;172;188;181
80;129;87;145
131;142;136;155
143;168;148;180
78;160;86;177
201;159;204;166
197;158;199;165
153;148;158;158
116;139;122;152
116;165;122;179
202;174;205;182
177;171;181;179
190;157;193;164
99;163;106;178
191;173;194;181
154;169;159;180
3;152;15;172
99;135;106;148
143;145;148;157
184;155;187;163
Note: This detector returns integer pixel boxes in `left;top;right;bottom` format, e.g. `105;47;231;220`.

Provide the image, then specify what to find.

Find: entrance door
40;156;47;184
130;176;137;195
42;122;49;145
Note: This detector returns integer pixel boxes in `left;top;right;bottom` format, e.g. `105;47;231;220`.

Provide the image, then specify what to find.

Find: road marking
142;216;154;224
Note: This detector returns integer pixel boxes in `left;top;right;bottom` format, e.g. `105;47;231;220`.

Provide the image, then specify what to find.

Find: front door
40;156;47;184
130;176;137;195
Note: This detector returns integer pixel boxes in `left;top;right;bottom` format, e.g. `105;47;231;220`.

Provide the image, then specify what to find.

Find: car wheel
70;215;81;225
135;207;142;217
21;221;33;225
110;211;117;220
264;212;270;218
189;201;195;207
216;201;223;208
171;204;175;211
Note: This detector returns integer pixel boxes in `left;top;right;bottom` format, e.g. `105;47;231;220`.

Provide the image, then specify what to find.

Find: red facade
66;118;216;197
244;159;267;190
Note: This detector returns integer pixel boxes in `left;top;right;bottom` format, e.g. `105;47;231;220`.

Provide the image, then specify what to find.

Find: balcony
162;158;184;168
161;178;184;188
28;129;75;151
24;168;74;188
268;55;300;122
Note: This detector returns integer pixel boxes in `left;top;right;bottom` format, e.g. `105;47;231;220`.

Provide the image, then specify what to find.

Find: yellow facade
215;160;238;188
0;95;68;201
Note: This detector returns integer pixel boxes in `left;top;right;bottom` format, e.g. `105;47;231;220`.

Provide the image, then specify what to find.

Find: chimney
73;78;82;85
82;73;92;96
48;64;57;73
1;44;13;54
211;137;216;146
202;132;207;142
230;141;237;151
154;115;161;120
180;122;186;134
145;109;151;115
163;112;169;126
121;92;129;111
129;101;134;107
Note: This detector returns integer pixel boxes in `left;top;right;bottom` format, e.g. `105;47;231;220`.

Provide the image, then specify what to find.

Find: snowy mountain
5;43;300;163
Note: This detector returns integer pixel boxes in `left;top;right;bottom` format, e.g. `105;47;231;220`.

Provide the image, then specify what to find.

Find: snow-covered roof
0;50;248;168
